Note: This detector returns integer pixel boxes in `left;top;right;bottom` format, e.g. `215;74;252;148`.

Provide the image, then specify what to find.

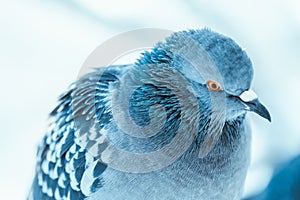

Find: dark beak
244;99;271;122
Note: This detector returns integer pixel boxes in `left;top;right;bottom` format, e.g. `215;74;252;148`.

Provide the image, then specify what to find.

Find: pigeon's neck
94;64;247;159
196;114;246;148
222;116;246;144
172;115;249;180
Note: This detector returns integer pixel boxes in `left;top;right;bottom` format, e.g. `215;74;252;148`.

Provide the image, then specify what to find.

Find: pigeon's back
28;65;131;200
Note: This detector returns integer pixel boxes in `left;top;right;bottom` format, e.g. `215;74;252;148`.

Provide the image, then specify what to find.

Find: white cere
239;89;258;102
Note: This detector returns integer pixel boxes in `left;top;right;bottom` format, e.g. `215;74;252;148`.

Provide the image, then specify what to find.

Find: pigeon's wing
28;65;132;200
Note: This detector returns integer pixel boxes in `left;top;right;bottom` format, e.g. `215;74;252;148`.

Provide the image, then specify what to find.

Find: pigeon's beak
239;90;271;122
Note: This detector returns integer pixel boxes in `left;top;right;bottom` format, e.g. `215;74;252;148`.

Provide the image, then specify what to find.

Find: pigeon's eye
207;80;221;91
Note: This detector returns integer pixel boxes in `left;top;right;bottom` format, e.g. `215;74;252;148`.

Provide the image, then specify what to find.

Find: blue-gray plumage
28;29;271;200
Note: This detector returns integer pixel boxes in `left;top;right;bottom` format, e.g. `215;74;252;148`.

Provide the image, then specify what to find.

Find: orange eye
207;80;221;91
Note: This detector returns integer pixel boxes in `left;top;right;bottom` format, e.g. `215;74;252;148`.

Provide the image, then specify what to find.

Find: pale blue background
0;1;299;199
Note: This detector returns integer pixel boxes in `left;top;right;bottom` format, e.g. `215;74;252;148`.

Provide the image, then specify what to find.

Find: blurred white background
0;0;299;199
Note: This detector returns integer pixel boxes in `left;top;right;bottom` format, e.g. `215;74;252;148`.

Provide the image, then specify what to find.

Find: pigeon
28;29;271;200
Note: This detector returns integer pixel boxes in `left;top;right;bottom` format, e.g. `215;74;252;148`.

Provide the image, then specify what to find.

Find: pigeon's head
137;29;271;123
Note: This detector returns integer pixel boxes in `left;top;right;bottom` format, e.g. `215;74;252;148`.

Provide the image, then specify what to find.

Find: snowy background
0;0;299;199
